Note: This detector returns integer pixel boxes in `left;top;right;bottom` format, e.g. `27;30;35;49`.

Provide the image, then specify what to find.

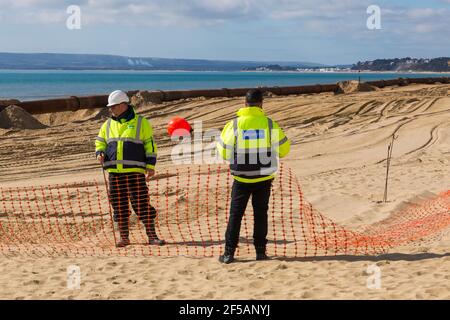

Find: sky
0;0;449;65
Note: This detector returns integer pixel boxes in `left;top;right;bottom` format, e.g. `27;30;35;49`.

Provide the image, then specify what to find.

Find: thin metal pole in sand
383;134;397;203
101;165;118;247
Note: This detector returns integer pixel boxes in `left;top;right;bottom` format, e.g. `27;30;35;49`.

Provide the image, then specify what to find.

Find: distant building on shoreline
242;64;352;72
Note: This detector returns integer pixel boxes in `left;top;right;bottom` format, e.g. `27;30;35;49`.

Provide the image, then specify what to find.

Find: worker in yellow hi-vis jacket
95;90;165;248
217;89;290;264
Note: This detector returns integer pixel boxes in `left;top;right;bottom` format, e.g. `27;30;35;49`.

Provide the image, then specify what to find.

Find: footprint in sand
249;280;265;289
177;270;190;276
22;280;41;285
262;290;275;295
425;287;445;298
301;291;315;299
274;264;288;271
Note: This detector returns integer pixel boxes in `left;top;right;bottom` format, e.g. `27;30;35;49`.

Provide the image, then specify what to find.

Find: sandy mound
90;107;110;121
335;80;379;94
34;108;110;126
0;105;47;129
0;99;21;113
131;91;163;107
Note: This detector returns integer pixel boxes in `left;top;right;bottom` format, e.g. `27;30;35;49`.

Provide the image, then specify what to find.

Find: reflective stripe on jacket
217;107;290;183
95;107;157;174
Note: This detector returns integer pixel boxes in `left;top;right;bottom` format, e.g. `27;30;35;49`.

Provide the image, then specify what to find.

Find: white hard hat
107;90;129;107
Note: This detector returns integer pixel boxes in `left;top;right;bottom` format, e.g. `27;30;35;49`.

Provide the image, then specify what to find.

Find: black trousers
108;173;157;241
225;179;273;250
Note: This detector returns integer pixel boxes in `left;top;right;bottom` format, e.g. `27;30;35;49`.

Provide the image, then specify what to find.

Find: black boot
147;221;166;246
219;246;235;264
255;246;269;261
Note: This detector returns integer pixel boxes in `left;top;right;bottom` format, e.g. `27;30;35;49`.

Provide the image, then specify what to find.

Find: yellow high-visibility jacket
217;106;290;183
95;106;157;174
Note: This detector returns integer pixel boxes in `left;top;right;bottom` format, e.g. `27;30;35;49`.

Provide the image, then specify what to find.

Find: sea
0;70;446;101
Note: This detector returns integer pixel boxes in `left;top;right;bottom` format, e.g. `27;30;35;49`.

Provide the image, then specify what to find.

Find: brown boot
148;237;166;246
116;239;130;248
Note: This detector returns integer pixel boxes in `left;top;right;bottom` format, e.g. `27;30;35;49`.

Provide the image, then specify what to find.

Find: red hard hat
167;117;192;137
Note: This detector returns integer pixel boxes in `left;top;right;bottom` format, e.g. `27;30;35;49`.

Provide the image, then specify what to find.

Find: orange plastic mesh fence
0;164;449;258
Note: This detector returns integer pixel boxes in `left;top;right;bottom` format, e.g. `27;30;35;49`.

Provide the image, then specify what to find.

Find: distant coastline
241;70;450;74
0;68;448;74
243;57;450;73
0;52;323;72
1;53;449;73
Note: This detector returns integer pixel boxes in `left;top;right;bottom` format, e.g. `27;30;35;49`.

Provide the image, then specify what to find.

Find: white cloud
0;0;449;40
384;5;450;37
413;23;439;34
407;8;443;19
77;0;260;27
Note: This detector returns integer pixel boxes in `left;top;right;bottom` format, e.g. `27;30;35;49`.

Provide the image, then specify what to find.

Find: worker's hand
145;169;155;182
97;153;105;164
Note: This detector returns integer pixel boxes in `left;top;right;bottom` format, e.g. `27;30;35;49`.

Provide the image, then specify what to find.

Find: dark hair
246;89;263;104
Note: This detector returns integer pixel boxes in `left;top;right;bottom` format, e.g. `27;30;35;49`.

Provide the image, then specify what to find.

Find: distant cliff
352;57;450;72
243;58;450;73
